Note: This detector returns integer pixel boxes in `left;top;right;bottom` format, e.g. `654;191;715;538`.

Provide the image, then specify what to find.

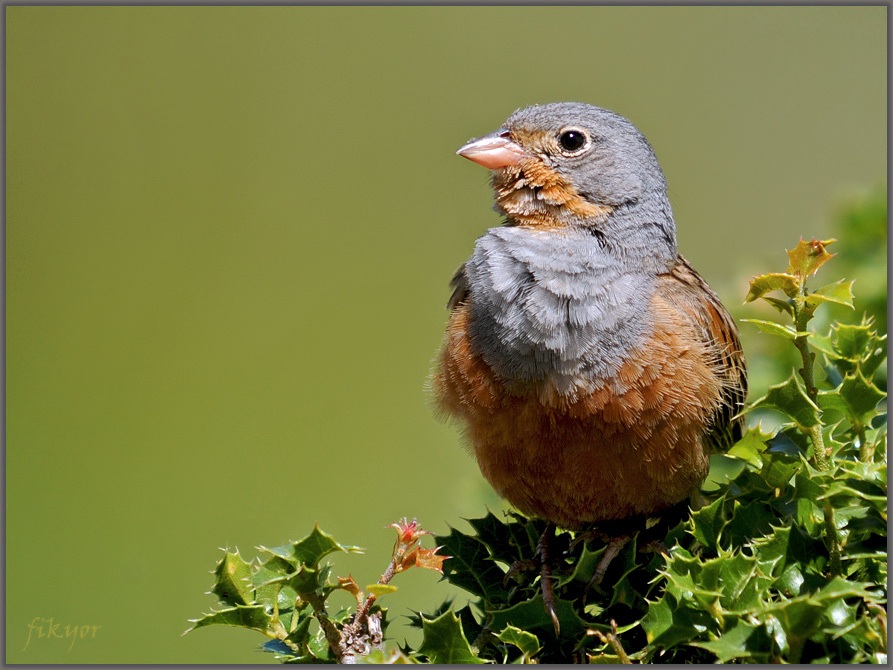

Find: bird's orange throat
491;157;614;229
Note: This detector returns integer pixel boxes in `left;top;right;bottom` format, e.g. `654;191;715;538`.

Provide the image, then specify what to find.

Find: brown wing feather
663;256;748;452
446;265;469;310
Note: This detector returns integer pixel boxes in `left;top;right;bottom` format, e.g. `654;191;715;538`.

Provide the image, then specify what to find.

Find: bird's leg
502;523;562;635
537;522;560;636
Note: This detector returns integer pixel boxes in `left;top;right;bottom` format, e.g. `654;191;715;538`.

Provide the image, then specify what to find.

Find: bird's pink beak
456;132;527;170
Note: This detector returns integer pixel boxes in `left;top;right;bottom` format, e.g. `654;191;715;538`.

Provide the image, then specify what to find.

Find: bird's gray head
458;102;678;270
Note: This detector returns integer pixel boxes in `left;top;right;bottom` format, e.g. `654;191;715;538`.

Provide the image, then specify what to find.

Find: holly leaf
256;543;300;571
276;613;317;662
752;576;876;646
211;550;255;606
859;338;888;380
495;624;541;662
487;593;588;642
819;372;886;426
759;451;802;491
185;604;278;636
466;511;540;567
741;319;808;341
559;542;607;588
292;525;363;568
723;498;782;547
810;332;837;357
805;279;855;309
690;495;728;551
286;565;329;595
750;374;821;430
766;427;809;458
606;534;650;609
824;323;887;379
745;273;800;302
727;427;772;468
786;237;836;277
830;322;875;359
748;525;812;581
253;554;297;585
642;592;713;649
436;526;510;605
837;372;886;424
417;610;486;664
762;296;795;315
689;619;769;662
660;549;723;610
716;552;775;612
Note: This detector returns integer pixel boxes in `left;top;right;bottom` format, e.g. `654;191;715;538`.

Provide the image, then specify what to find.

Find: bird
431;102;747;629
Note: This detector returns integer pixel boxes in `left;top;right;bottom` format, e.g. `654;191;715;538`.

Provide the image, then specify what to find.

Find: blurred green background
6;6;885;663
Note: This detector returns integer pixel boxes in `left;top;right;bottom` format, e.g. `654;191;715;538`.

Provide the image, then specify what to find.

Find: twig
822;500;842;576
792;278;841;576
353;555;398;624
856;423;873;462
591;619;632;664
305;592;347;663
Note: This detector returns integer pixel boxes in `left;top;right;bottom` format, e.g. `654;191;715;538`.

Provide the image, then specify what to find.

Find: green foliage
416;610;487;664
189;196;886;663
186;521;444;663
743;185;887;398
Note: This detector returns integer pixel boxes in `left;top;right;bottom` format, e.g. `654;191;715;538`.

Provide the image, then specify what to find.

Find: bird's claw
569;527;611;552
583;535;631;600
503;558;539;586
640;538;670;557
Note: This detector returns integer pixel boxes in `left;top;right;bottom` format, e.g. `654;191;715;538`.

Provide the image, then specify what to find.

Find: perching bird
431;103;747;626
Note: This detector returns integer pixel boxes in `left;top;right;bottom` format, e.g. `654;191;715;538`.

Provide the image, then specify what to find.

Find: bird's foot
583;534;631;599
639;538;670;557
569;526;613;552
502;558;539;586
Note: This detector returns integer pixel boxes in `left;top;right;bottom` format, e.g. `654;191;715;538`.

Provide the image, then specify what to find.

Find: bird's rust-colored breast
432;260;739;529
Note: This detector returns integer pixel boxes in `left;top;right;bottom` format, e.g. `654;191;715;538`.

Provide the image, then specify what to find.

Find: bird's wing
446;265;469;310
663;256;748;452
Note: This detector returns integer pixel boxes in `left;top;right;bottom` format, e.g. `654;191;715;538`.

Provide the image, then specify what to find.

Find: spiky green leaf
742;319;808;340
750;373;821;429
212;550;255;606
745;272;800;302
487;593;588;642
292;525;363;568
417;610;486;664
435;526;510;605
805;279;855;309
494;624;540;662
786;238;836;277
689;619;769;662
186;605;278;636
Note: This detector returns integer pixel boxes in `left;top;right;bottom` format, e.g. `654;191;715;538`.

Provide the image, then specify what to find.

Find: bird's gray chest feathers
465;226;654;398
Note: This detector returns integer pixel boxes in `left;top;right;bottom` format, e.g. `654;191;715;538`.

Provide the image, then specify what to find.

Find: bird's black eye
557;128;589;154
